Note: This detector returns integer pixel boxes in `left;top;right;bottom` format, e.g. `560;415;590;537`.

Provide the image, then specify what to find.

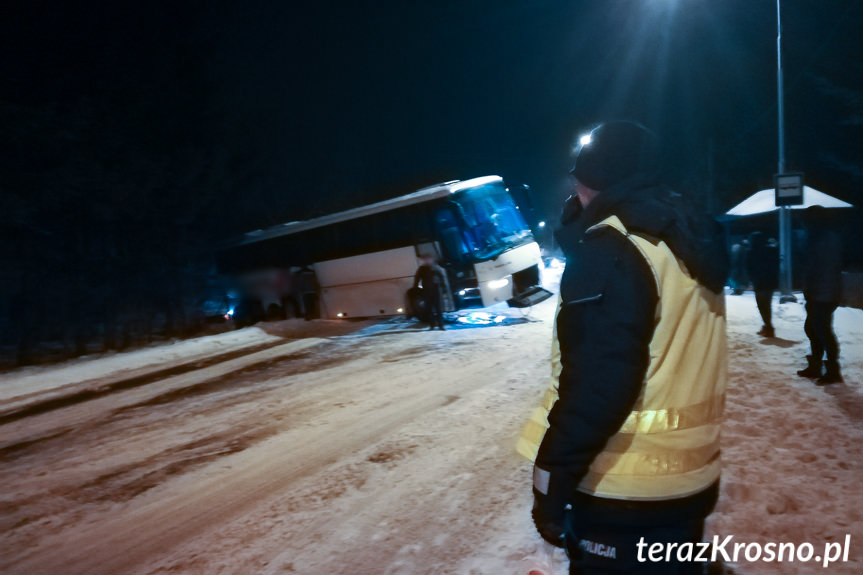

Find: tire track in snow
0;338;328;457
3;336;519;575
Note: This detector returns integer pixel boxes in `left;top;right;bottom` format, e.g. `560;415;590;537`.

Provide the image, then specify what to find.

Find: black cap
570;121;660;191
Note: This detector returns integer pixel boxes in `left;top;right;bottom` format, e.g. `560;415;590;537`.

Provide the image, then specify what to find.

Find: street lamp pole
777;0;785;175
777;0;796;302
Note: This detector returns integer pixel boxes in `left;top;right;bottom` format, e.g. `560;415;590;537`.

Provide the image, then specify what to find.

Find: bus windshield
452;182;533;261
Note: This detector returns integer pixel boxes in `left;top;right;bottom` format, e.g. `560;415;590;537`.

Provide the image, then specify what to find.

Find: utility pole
777;0;797;303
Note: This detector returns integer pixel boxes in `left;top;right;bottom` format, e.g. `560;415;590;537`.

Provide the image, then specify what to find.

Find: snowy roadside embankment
0;327;283;405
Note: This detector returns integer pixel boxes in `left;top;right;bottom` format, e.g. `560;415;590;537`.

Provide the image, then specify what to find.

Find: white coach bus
216;176;551;320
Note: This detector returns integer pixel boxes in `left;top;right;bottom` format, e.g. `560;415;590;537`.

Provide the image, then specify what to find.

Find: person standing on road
729;240;748;295
746;231;779;338
413;254;448;330
797;206;844;384
298;266;319;321
524;121;730;574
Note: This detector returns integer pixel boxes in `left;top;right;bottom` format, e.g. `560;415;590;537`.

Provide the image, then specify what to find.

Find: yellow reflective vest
518;215;727;500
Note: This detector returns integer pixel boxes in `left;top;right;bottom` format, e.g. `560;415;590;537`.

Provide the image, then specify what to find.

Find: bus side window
435;208;469;262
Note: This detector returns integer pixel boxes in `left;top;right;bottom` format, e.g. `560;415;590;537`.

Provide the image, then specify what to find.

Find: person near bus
746;231;779;338
797;206;844;384
413;254;448;330
525;121;729;574
298;266;319;321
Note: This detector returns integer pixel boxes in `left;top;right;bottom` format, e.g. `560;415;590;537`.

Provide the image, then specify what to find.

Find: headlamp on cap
569;121;660;192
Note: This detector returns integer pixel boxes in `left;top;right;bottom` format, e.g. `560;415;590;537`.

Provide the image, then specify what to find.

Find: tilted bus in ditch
216;176;552;321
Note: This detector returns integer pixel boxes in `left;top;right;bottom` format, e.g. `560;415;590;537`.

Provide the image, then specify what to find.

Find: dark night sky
4;0;863;232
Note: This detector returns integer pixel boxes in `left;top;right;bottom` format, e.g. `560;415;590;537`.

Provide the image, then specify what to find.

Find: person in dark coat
729;240;749;295
413;254;447;330
531;122;730;574
797;206;844;384
746;231;779;338
298;266;319;321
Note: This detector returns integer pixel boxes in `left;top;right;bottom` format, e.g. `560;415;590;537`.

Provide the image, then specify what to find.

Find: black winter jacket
804;229;843;303
414;263;447;291
536;176;729;502
746;242;779;292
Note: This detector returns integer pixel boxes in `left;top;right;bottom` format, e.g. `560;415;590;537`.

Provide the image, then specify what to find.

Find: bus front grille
512;264;541;296
508;264;552;308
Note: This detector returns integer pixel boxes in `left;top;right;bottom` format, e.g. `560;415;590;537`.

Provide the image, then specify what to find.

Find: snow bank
0;327;282;403
709;293;863;574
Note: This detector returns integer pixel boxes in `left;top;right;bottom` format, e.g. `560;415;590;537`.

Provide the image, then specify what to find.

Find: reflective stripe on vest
617;393;725;435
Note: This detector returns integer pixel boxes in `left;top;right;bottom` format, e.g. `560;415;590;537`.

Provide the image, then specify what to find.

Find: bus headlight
488;278;510;290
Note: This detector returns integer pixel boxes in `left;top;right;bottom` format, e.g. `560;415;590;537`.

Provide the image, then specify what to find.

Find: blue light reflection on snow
456;311;508;325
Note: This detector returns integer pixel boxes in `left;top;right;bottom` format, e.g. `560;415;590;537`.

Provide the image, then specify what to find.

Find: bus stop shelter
726;186;852;216
723;186;853;295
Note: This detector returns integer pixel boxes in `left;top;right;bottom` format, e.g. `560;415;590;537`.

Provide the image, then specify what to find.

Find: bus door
434;205;478;309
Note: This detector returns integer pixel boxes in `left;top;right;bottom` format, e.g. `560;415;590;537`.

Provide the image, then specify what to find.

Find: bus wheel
407;288;430;323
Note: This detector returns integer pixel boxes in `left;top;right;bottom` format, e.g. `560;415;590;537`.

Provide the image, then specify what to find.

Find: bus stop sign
775;172;804;206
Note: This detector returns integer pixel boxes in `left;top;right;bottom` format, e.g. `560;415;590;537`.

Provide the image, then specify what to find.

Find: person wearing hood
746;231;779;338
797;206;844;384
527;122;729;574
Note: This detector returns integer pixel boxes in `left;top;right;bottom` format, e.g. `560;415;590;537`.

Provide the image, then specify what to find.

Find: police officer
526;122;730;574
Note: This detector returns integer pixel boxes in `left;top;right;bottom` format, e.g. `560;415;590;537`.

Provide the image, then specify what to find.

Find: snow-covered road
0;293;861;575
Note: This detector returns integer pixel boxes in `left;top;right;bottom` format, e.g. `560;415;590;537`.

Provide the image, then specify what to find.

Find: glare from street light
538;221;546;228
579;133;592;147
